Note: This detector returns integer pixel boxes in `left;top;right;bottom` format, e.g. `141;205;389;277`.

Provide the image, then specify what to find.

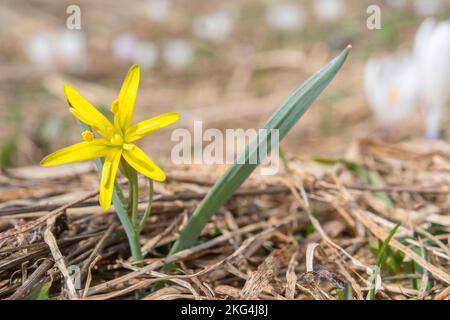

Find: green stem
279;147;291;173
111;185;142;263
76;120;142;264
130;169;139;230
138;179;153;234
127;183;132;217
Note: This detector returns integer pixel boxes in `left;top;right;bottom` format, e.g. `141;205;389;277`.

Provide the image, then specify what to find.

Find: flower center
109;133;134;150
388;86;399;106
110;133;124;145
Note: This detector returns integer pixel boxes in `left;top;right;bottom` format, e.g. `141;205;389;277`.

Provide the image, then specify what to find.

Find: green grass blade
313;157;393;208
169;46;351;255
28;281;52;300
369;223;401;300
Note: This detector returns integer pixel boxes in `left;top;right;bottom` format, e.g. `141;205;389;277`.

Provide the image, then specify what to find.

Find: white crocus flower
192;10;236;41
56;31;87;70
133;41;159;69
163;39;193;69
25;31;87;71
414;19;450;139
364;54;419;134
112;33;138;63
25;32;54;70
313;0;344;23
266;1;307;31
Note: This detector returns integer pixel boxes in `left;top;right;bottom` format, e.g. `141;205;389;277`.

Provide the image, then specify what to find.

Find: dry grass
1;137;450;300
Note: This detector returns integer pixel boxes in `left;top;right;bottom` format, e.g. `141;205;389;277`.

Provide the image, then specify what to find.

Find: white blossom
192;10;236;41
163;39;193;69
133;41;159;69
414;19;450;139
266;1;306;31
56;31;87;69
25;30;87;71
313;0;344;23
112;33;138;63
364;54;419;131
24;32;54;70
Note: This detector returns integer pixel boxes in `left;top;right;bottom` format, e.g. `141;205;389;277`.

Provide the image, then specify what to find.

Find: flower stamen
110;99;119;113
81;130;95;142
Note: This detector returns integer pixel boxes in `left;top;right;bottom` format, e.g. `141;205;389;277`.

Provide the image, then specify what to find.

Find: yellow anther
110;99;119;113
81;131;94;142
388;86;399;106
110;134;123;145
123;144;134;151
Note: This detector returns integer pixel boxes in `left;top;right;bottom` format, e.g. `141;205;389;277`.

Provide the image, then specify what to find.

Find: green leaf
168;46;351;255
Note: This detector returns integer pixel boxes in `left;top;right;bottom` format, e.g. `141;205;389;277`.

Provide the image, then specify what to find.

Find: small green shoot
368;239;405;275
313;158;393;208
369;223;401;300
337;284;353;300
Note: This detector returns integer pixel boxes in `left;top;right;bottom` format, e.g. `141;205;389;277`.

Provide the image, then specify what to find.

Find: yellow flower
41;64;179;210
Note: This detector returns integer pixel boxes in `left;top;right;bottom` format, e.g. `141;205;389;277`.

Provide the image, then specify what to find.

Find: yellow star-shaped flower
41;64;179;210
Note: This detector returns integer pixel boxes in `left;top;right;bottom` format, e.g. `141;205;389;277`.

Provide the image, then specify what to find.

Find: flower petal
126;112;180;142
99;148;122;210
40;139;111;166
64;85;114;138
122;145;165;181
116;64;140;132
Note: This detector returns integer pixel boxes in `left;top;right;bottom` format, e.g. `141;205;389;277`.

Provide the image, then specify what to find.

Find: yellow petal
116;64;140;132
122;145;165;181
99;148;122;210
40;139;111;166
64;85;114;138
126;112;180;142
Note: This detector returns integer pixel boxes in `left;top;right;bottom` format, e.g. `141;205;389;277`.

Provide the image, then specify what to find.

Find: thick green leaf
169;46;351;255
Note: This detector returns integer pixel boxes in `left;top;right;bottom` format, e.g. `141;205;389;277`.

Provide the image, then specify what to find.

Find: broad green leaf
169;46;351;255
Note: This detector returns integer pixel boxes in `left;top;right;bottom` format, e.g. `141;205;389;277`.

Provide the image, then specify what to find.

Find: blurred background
1;0;450;168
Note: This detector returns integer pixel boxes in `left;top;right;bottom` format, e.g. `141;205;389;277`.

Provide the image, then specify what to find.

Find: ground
1;0;450;300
